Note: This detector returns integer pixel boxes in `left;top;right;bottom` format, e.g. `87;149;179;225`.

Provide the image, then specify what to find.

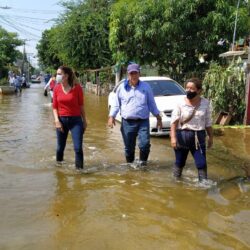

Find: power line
0;6;11;9
0;16;41;39
11;7;60;14
0;11;56;39
1;15;49;32
0;4;62;55
0;6;59;14
0;13;53;21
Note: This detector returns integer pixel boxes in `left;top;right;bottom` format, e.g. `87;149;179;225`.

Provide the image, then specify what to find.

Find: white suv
108;76;186;136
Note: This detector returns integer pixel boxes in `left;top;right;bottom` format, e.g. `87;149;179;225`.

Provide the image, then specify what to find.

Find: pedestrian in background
52;66;87;169
9;75;15;87
108;63;162;166
21;74;27;88
170;77;213;181
44;73;56;102
44;72;51;84
14;74;22;93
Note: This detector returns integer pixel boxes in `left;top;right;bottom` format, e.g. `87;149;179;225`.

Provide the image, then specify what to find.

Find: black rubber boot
198;168;207;182
75;161;84;169
139;150;149;166
126;155;134;163
173;165;183;178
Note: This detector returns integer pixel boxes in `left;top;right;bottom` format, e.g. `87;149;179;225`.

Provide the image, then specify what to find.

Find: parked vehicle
108;76;186;136
31;75;41;84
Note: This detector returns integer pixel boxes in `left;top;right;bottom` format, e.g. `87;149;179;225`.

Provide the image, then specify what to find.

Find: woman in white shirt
170;78;213;181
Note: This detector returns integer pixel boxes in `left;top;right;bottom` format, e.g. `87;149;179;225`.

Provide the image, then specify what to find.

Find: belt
123;118;146;122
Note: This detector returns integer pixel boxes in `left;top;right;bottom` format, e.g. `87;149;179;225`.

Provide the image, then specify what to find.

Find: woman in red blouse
53;66;87;169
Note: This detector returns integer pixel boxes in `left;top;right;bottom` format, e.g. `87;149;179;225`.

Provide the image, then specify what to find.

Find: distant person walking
14;74;22;93
21;74;27;88
170;78;213;181
9;75;15;86
108;63;162;165
44;72;51;84
44;74;56;102
52;66;87;169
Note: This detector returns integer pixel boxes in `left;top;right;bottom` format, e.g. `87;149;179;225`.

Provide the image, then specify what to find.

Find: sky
0;0;64;67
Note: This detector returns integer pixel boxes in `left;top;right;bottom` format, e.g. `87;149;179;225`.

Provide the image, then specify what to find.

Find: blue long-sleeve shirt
109;79;160;119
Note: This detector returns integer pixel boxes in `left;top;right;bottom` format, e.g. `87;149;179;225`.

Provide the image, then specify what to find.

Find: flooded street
0;85;249;250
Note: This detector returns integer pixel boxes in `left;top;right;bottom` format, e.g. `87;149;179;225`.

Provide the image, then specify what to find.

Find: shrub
203;59;246;124
0;78;8;86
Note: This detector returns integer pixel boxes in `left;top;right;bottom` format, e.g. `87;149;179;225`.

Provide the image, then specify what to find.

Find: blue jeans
120;118;151;162
15;85;22;93
174;130;207;170
56;116;84;169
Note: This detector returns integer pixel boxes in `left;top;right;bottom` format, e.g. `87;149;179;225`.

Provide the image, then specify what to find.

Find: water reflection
51;170;87;249
0;85;249;249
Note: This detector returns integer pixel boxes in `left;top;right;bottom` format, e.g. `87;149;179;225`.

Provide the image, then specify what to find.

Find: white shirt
171;97;212;130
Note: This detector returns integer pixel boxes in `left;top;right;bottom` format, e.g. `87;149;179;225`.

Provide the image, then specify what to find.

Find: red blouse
53;83;84;116
49;80;56;91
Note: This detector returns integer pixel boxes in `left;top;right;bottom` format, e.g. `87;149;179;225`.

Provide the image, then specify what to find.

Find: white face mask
56;74;63;83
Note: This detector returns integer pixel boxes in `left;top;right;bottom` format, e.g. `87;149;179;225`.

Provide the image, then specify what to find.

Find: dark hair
58;66;76;87
185;77;202;90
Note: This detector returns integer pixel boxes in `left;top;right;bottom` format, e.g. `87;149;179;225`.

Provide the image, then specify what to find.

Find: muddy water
0;85;249;250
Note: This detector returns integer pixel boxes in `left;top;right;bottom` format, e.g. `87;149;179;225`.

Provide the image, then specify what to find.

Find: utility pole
244;47;250;125
22;41;26;75
26;53;34;83
232;0;241;51
21;39;31;75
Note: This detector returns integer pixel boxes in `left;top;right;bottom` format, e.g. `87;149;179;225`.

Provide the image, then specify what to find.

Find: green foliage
109;0;249;82
0;78;8;86
109;0;167;65
37;0;249;80
0;26;23;78
99;70;114;85
36;28;62;70
203;59;246;124
37;0;114;70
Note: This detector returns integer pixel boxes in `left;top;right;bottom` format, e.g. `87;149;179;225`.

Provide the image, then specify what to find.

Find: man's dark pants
121;118;151;163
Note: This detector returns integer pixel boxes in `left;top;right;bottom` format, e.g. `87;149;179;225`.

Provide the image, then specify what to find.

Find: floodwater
0;84;249;250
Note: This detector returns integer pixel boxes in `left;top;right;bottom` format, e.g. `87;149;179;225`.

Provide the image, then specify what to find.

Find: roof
139;76;173;81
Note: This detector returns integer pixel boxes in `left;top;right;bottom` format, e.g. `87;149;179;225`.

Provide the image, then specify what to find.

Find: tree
36;28;62;70
203;59;246;124
109;0;249;81
109;0;167;66
37;0;114;71
0;26;22;77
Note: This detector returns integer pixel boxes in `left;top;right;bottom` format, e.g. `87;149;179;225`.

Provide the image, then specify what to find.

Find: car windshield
144;80;186;96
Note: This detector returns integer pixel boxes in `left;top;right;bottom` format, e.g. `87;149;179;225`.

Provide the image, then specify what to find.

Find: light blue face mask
56;74;63;83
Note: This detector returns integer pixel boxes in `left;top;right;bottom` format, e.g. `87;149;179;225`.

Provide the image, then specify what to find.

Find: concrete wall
0;86;15;95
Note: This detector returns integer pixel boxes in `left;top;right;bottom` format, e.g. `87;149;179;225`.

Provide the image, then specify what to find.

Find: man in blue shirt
108;63;162;165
